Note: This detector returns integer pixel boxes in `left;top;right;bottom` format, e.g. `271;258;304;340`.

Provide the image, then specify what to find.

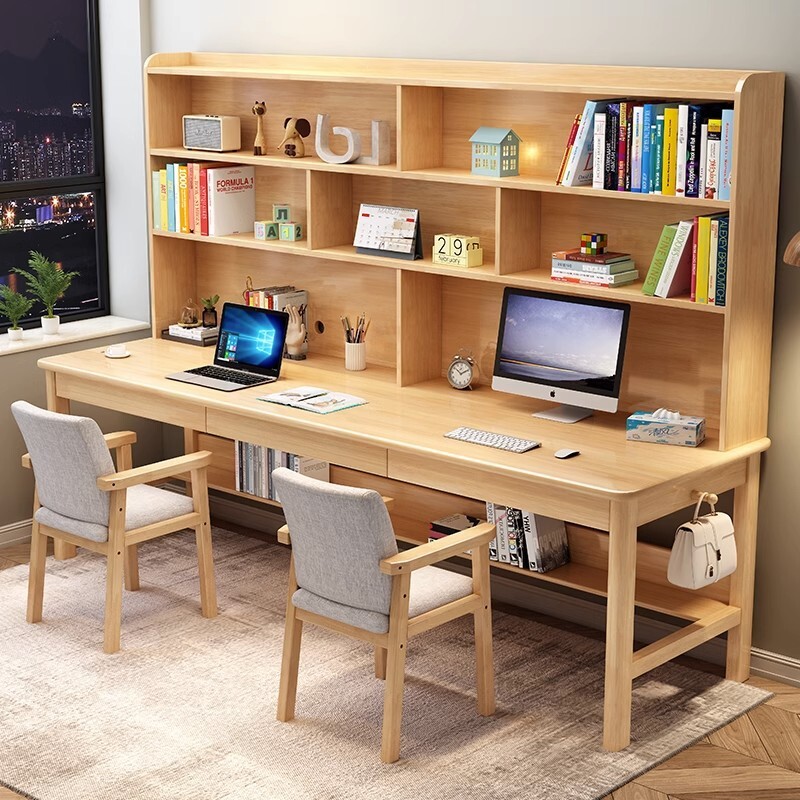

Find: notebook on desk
166;302;289;391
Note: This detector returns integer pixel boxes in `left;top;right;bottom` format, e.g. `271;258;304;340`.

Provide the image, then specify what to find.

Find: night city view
0;1;103;323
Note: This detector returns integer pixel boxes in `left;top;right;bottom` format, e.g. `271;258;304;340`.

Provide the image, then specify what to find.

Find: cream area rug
0;529;769;800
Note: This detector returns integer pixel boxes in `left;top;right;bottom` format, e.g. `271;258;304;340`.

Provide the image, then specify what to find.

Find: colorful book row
559;99;734;201
485;502;569;573
234;442;330;500
151;163;255;237
642;213;730;304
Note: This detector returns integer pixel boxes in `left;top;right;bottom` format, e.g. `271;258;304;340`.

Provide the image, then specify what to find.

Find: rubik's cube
580;232;607;254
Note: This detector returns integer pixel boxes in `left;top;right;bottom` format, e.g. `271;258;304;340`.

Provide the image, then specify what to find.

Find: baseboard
0;519;32;547
6;494;800;688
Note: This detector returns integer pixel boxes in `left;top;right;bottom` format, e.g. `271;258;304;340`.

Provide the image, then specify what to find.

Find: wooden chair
271;467;496;763
11;400;217;654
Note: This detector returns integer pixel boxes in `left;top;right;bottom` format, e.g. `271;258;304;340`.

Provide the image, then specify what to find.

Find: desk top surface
39;337;768;500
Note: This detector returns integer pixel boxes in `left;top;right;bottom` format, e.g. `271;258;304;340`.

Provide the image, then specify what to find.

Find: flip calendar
353;204;422;260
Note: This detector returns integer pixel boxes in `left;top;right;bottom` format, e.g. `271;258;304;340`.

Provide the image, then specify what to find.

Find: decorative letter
315;113;362;164
355;120;392;166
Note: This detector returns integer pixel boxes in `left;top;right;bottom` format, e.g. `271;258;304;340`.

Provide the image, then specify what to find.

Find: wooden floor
1;536;799;800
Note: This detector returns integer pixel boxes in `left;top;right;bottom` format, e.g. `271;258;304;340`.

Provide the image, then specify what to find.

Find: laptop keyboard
185;365;271;386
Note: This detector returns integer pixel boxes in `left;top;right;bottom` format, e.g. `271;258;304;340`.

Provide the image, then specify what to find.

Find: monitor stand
533;405;593;424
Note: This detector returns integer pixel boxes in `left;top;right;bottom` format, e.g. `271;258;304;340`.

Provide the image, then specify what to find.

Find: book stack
428;513;483;545
558;99;734;200
163;324;219;346
244;284;309;356
152;163;255;236
485;502;569;573
234;442;330;500
642;213;730;304
551;248;638;288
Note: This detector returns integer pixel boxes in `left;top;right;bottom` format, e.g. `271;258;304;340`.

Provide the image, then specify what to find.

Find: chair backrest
271;468;399;616
11;400;114;527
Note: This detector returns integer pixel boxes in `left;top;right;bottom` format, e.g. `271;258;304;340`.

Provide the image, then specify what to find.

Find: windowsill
0;316;150;357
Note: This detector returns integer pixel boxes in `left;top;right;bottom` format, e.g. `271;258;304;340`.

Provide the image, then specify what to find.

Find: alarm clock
447;351;478;390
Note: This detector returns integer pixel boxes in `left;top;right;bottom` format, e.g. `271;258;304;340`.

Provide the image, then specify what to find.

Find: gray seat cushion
35;485;195;543
293;565;474;634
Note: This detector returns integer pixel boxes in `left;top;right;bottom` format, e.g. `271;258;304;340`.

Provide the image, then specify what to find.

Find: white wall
133;0;800;658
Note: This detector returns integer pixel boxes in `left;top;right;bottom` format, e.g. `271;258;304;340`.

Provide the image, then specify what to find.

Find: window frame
0;0;109;331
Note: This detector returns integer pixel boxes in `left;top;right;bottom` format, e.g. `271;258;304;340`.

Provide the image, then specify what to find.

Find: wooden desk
38;337;768;751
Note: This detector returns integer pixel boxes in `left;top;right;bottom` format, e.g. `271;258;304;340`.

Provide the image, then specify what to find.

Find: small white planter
7;327;23;341
41;315;60;335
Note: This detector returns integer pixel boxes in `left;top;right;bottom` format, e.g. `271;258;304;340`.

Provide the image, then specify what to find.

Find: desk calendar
353;204;422;260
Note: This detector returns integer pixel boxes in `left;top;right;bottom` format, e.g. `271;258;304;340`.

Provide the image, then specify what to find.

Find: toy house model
469;127;521;177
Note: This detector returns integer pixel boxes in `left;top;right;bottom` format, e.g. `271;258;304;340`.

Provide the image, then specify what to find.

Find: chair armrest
96;450;212;491
379;522;496;575
21;430;138;470
277;495;394;547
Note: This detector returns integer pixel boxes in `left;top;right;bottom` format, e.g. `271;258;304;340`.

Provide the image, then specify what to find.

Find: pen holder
345;342;366;371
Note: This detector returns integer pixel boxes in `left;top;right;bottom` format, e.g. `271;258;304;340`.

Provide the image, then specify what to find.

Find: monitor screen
492;288;630;419
214;303;289;375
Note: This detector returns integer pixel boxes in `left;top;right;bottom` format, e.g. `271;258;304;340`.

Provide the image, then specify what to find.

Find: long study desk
37;337;769;751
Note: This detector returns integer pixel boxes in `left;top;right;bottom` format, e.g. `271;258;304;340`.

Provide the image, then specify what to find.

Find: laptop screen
214;303;290;377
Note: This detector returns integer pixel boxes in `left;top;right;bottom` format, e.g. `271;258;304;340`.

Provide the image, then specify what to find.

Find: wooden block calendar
353;204;422;260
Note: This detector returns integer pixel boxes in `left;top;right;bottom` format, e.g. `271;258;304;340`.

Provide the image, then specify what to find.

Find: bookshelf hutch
142;53;784;737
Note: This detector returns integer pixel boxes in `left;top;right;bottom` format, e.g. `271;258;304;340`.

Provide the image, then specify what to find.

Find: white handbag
667;493;737;590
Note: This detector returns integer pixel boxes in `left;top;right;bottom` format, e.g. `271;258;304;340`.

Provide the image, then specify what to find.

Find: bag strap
692;491;717;523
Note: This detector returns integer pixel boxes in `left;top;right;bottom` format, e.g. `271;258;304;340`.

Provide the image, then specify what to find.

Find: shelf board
393;529;731;622
152;228;309;254
149;147;730;210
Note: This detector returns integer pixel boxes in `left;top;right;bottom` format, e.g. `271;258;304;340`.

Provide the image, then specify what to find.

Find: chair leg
277;555;303;722
26;519;47;623
191;468;217;618
472;544;496;716
374;646;387;679
381;572;411;763
124;544;140;591
104;491;126;654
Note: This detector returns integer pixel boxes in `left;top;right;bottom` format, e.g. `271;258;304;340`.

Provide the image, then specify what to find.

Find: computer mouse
554;448;580;459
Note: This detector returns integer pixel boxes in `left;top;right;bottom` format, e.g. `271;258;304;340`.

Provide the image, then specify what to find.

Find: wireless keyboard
444;426;541;453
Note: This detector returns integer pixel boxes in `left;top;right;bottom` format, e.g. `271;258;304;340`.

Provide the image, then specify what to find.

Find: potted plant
201;294;220;327
0;285;34;341
13;251;79;335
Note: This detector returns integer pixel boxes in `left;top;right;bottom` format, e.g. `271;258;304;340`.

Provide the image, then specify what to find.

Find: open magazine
257;386;367;414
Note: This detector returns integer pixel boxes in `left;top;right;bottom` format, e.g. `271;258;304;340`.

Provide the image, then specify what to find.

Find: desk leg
45;372;78;561
603;498;638;751
726;453;761;682
184;428;200;498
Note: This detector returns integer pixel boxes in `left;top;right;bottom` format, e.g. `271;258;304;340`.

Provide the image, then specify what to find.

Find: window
0;0;108;330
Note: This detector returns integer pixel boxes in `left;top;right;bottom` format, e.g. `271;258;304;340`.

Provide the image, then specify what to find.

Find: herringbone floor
1;536;798;800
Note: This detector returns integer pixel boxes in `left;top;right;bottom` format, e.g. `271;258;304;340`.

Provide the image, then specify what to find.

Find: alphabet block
265;222;280;239
254;220;271;241
279;222;303;241
273;204;291;222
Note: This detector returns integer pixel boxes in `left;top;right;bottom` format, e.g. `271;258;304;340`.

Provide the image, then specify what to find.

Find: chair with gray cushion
11;400;217;653
272;467;496;763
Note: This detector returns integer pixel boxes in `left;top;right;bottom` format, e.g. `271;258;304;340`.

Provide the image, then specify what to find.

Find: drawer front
207;409;388;476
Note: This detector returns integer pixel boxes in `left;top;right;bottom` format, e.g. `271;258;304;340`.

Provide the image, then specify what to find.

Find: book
152;171;161;230
661;106;679;196
291;453;330;482
199;164;210;236
494;504;510;562
551;269;638;287
704;118;722;200
258;386;368;414
507;507;524;568
708;218;721;305
166;163;176;232
675;104;689;197
624;102;634;190
562;98;620;187
631;104;644;192
715;216;730;306
642;223;678;296
429;513;482;536
653;108;665;194
698;121;709;198
206;165;255;236
719;108;734;201
640;103;653;194
172;162;182;232
604;102;620;191
552;248;631;265
592;112;606;190
186;163;195;233
485;502;499;561
695;215;713;303
519;510;569;573
159;169;168;231
551;257;635;275
654;219;694;298
555;113;581;185
685;104;702;198
178;164;190;233
167;323;218;340
616;101;629;191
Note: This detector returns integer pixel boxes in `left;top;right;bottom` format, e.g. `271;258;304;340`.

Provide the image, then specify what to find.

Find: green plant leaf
13;251;79;318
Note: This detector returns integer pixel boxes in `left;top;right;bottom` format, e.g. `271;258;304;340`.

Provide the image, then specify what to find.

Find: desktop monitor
492;287;630;423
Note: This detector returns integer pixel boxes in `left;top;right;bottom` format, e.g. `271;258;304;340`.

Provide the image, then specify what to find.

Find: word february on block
432;234;483;268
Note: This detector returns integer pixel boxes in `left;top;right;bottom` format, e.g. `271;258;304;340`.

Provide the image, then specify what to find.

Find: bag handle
692;491;717;523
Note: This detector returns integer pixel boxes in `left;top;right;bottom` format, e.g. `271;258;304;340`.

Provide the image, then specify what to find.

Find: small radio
182;115;241;152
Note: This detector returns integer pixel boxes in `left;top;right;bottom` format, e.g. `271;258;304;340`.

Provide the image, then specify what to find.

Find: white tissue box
626;410;705;447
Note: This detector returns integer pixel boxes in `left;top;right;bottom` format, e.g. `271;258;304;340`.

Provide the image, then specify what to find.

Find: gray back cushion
11;401;114;527
272;467;398;615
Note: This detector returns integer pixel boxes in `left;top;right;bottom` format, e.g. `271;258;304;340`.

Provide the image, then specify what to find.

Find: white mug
105;343;128;357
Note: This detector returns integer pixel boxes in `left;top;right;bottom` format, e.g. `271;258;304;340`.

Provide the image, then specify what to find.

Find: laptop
166;302;290;391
